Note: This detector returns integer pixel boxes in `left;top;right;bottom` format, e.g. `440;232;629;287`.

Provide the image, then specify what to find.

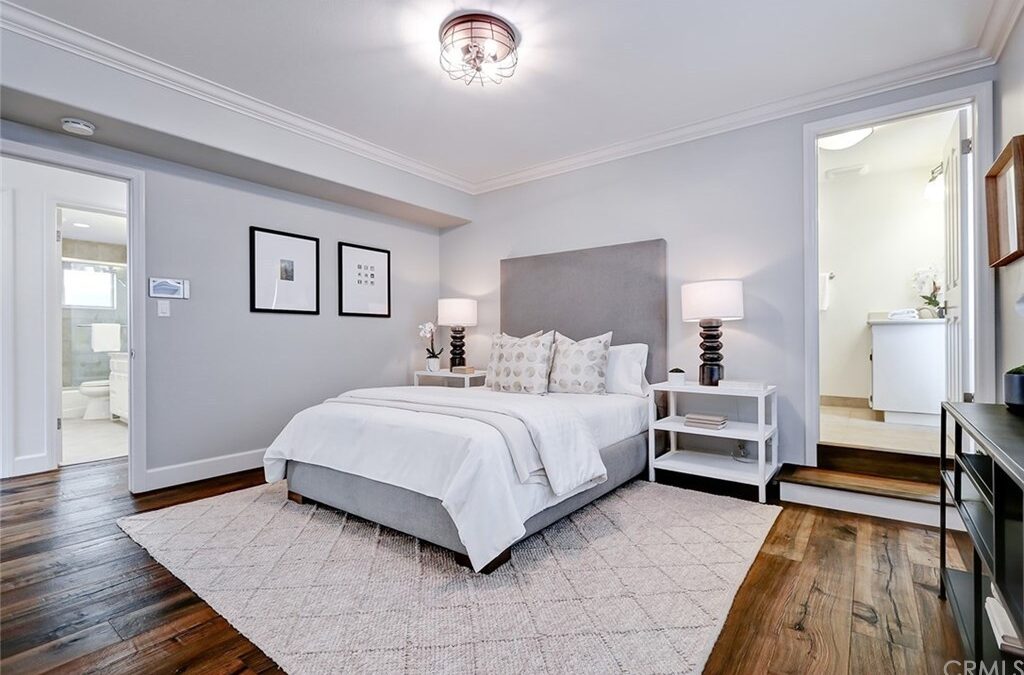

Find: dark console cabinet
940;402;1024;663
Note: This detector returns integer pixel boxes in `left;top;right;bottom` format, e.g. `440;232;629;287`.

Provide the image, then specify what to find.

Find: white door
943;108;971;404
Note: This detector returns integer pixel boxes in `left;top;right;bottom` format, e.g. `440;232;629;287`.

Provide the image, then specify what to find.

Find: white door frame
802;81;995;466
46;198;129;467
0;139;147;492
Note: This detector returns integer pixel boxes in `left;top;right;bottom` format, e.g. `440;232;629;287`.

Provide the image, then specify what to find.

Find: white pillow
485;331;542;388
606;343;649;397
490;331;555;394
548;332;613;394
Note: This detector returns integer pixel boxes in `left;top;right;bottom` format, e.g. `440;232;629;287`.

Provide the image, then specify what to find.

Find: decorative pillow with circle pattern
484;331;543;388
548;331;613;394
490;331;555;394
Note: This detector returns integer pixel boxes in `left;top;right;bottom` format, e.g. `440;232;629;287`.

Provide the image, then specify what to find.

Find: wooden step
817;443;950;483
777;465;941;504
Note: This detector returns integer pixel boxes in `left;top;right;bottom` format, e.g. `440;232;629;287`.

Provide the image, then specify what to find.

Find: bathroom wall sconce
924;163;944;202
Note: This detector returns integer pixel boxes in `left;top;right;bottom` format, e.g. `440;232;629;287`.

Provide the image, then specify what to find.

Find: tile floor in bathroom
61;418;128;466
819;404;939;456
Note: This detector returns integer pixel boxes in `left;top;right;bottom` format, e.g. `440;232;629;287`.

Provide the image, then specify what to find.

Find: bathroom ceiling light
72;222;91;228
439;12;518;86
60;117;96;136
818;127;873;151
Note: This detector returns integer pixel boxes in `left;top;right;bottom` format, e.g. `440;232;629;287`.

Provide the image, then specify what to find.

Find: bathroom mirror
986;135;1024;267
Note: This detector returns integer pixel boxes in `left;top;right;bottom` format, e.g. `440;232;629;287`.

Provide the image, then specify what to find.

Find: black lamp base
699;364;724;387
698;318;724;386
449;326;466;368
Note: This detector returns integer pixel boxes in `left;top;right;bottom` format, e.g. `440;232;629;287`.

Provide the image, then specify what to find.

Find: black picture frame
249;226;320;315
339;241;391;317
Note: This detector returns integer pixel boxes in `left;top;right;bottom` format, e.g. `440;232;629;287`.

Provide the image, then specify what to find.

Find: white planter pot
426;357;441;372
668;372;686;386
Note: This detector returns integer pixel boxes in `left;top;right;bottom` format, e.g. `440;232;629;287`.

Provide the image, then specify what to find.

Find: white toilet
79;380;111;420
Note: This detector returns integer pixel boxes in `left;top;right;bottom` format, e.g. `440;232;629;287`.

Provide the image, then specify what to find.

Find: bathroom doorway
803;83;996;466
58;205;129;465
1;145;146;490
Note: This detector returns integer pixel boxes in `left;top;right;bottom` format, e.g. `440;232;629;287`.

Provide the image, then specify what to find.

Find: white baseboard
883;411;940;427
137;447;266;493
780;481;965;531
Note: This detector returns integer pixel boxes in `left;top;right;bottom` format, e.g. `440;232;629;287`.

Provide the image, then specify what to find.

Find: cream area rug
118;480;780;674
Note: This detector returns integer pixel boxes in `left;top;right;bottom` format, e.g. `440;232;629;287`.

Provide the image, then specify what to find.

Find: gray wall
995;18;1024;386
4;122;440;472
440;67;997;465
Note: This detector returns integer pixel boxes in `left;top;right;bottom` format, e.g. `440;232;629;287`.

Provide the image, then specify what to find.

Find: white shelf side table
413;369;487;387
647;381;780;503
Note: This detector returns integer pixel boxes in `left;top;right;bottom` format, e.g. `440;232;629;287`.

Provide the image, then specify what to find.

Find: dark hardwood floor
1;459;969;674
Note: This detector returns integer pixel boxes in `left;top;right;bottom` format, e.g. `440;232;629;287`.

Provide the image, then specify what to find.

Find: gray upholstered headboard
500;239;667;382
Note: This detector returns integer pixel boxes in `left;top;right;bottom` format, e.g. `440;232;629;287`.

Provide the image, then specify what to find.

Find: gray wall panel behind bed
500;238;667;382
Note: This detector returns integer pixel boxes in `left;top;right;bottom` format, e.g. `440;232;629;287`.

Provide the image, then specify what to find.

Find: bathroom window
63;263;116;309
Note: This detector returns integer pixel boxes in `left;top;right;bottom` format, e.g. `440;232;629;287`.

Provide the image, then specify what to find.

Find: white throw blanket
263;386;606;570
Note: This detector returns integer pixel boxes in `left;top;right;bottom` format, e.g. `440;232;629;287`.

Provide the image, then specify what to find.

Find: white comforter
263;386;607;570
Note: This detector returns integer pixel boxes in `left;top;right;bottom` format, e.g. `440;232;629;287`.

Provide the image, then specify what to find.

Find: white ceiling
818;108;960;177
6;0;1019;191
59;207;126;245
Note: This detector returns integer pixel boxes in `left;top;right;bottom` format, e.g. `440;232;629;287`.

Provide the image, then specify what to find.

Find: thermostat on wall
149;278;189;299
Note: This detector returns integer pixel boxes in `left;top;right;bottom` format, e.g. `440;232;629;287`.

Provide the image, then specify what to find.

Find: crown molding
979;0;1024;57
2;0;1020;196
0;2;477;194
474;0;1022;193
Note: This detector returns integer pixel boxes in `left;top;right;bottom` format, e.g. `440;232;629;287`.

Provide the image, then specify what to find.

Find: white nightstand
648;381;779;502
413;369;487;387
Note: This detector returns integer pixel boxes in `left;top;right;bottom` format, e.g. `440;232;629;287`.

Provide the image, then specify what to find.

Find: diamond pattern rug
118;480;780;674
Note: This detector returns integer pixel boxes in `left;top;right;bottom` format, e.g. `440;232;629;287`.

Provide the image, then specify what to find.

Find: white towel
818;273;831;311
887;309;919;320
91;323;121;352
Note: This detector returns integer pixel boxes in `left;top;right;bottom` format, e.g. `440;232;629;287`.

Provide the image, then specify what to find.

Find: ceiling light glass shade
681;280;745;322
437;298;478;326
817;127;874;151
439;12;517;86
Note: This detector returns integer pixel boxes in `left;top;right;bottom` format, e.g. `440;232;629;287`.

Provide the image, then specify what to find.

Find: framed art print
339;242;391;317
249;226;320;314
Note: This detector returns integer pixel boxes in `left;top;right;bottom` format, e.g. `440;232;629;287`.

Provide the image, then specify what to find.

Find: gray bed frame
286;239;667;571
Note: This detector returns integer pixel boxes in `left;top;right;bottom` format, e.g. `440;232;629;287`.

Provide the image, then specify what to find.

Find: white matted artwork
249;226;320;314
339;242;391;317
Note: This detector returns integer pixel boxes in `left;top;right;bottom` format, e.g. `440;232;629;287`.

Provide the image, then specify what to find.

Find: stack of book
683;413;727;430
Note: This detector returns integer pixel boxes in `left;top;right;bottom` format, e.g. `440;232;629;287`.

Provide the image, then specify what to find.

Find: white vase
426;357;441;372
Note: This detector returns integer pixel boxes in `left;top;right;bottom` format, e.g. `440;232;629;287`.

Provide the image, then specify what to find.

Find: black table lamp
681;280;744;386
437;298;478;368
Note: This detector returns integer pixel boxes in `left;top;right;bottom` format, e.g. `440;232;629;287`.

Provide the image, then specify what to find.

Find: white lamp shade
681;280;744;322
437;298;478;326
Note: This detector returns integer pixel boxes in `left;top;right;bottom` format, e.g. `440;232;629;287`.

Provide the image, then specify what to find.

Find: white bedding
263;386;648;570
547;391;649;448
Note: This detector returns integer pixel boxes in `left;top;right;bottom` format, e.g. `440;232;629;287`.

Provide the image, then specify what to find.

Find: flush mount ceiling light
60;117;96;136
439;12;518;86
72;222;91;228
818;127;873;151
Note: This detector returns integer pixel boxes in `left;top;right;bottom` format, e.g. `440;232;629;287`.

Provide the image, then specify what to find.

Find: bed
264;239;667;571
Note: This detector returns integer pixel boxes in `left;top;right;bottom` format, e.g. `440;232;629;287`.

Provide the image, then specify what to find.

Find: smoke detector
60;118;95;136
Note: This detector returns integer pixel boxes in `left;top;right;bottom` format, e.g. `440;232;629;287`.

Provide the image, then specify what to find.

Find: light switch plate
157;299;171;317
